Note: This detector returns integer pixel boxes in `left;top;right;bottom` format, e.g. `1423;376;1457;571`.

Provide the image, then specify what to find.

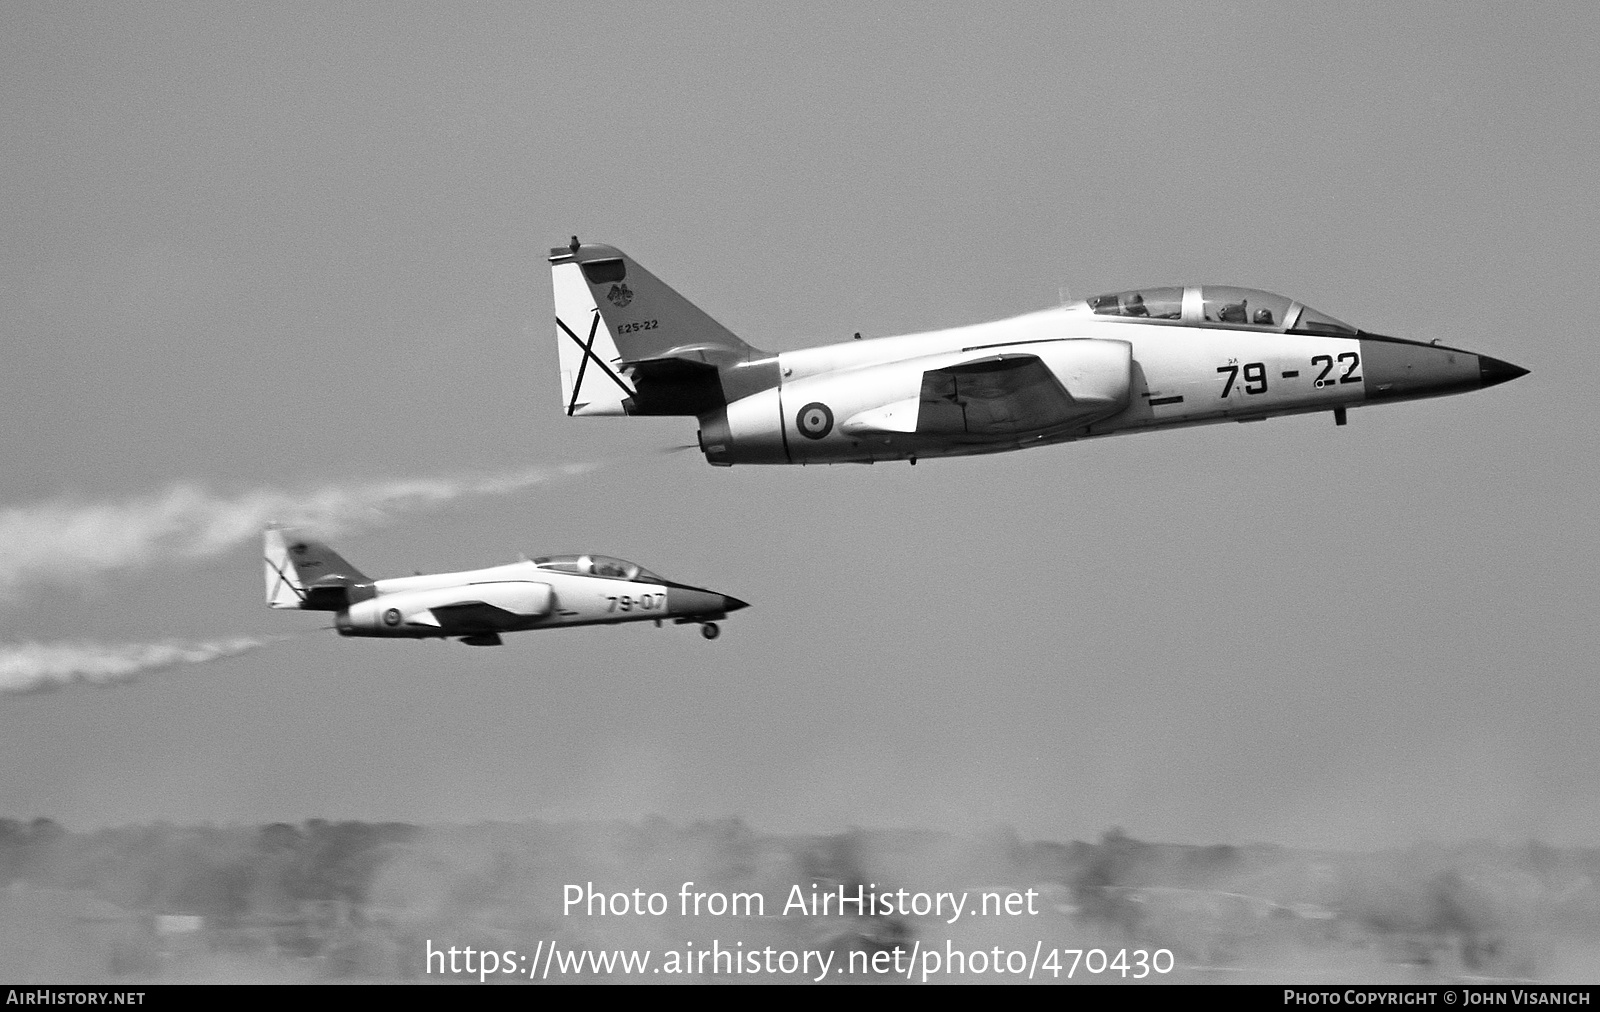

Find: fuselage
696;293;1525;465
546;244;1525;467
333;558;744;640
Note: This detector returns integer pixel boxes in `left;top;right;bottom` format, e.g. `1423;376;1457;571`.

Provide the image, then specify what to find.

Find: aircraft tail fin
264;526;369;611
549;239;771;417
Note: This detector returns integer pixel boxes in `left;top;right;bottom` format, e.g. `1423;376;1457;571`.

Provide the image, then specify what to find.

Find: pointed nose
667;586;748;617
1359;338;1528;401
1479;355;1529;389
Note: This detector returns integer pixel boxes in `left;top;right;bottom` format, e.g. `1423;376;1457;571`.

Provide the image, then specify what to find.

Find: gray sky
1;2;1595;851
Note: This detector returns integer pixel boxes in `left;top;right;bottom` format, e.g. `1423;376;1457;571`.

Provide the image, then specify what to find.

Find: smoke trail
0;636;279;695
0;463;597;600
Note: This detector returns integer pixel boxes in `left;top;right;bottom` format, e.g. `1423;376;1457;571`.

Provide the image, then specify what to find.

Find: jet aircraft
550;238;1527;465
264;527;747;645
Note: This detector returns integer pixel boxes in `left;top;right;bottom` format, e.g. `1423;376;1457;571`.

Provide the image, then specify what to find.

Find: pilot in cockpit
1253;308;1275;325
1123;292;1149;317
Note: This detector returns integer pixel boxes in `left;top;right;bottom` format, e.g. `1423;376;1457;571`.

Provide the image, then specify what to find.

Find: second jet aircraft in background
265;527;747;645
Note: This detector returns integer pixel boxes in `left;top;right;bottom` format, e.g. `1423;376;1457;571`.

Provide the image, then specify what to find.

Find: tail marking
265;554;306;607
264;527;308;609
557;310;635;417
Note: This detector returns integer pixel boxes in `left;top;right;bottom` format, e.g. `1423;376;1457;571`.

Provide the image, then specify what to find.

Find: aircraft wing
358;582;554;634
414;601;528;632
914;354;1080;435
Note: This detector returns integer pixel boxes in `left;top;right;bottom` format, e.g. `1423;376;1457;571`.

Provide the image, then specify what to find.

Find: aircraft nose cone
1479;355;1530;388
667;586;747;617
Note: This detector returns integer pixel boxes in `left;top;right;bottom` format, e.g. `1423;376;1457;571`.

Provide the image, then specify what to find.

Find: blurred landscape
3;817;1599;984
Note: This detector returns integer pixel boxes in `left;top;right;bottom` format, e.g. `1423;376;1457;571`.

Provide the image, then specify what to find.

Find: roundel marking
796;401;834;440
383;608;403;627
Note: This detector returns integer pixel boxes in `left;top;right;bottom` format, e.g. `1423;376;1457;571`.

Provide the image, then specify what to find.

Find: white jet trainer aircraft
551;238;1527;465
265;527;747;645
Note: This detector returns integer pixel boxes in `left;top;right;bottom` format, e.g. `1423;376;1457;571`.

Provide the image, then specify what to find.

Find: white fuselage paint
752;308;1363;463
347;561;670;638
551;243;1519;466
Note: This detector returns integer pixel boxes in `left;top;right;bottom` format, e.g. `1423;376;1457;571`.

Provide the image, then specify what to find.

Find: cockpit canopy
532;554;663;584
1069;286;1356;335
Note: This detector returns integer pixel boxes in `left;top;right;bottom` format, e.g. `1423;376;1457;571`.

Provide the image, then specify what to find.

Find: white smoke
0;463;597;600
0;637;278;694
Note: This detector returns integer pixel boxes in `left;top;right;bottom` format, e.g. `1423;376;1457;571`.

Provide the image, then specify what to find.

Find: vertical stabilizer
549;239;773;416
264;526;369;611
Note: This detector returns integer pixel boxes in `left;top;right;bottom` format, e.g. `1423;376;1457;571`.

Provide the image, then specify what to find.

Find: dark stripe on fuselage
1357;331;1483;401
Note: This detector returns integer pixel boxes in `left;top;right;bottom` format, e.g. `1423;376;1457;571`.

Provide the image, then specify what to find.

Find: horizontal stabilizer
614;354;726;416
